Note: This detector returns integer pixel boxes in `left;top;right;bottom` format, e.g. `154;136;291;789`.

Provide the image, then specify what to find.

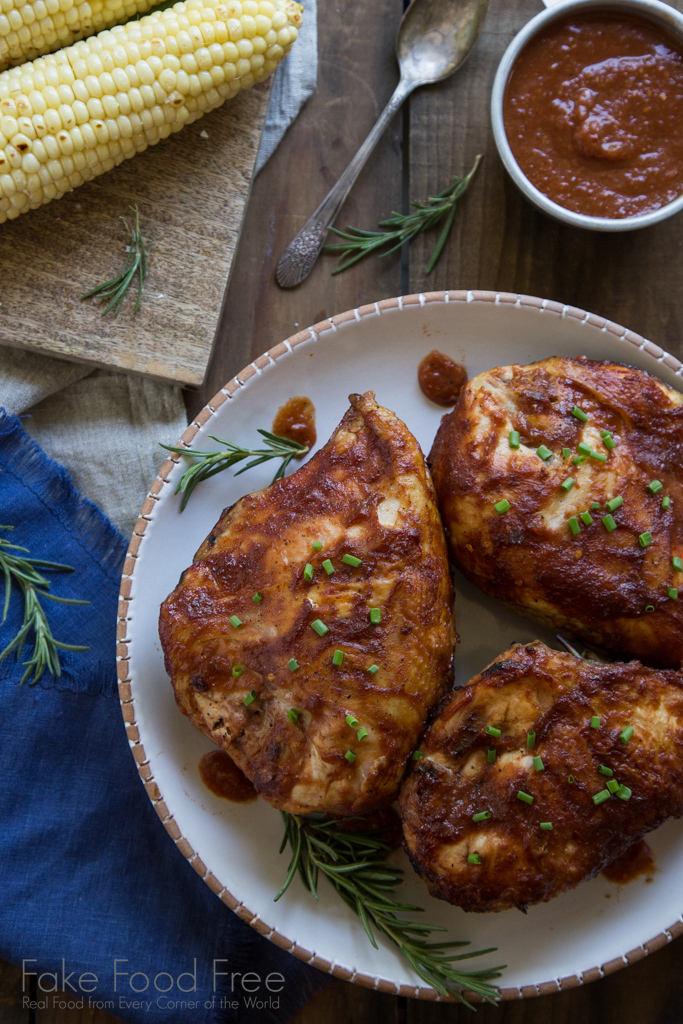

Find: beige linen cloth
0;347;186;538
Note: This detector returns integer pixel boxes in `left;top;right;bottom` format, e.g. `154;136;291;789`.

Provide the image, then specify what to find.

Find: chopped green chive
639;532;652;548
332;649;344;666
311;619;328;637
509;430;520;449
577;441;592;456
573;455;587;465
580;511;593;526
606;496;623;512
591;501;601;510
311;541;322;550
412;750;423;760
602;435;616;450
232;665;244;677
244;691;256;707
369;608;381;624
487;747;496;763
567;774;576;784
368;664;379;675
288;708;299;723
472;810;492;822
517;791;533;804
602;514;617;533
345;714;359;728
620;726;634;743
600;429;611;438
357;727;368;741
568;517;580;536
540;822;553;831
593;789;610;805
252;592;263;603
344;750;356;763
562;448;571;458
537;445;552;461
527;731;536;748
561;477;575;492
606;779;620;794
589;450;607;463
662;496;672;510
468;853;481;865
485;725;501;738
590;716;601;729
229;615;242;629
673;557;683;572
648;480;663;494
494;498;511;514
288;658;299;672
342;553;362;567
571;405;588;423
599;765;614;777
303;563;314;582
533;756;545;772
617;785;632;801
668;587;679;600
645;604;655;613
322;559;335;575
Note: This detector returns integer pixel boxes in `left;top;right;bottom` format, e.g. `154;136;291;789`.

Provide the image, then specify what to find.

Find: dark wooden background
4;0;683;1018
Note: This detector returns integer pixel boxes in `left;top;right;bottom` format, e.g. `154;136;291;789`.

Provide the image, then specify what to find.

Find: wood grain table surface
4;0;683;1019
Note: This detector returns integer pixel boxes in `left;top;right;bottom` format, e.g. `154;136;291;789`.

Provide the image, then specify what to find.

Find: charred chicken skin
400;641;683;913
429;356;683;668
159;392;456;818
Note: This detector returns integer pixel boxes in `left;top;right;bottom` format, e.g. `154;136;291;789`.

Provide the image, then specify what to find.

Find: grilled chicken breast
400;641;683;912
159;392;456;817
429;356;683;668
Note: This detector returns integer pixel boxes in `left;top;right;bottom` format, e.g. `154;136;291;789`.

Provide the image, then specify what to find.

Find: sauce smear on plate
198;750;258;803
418;350;467;406
272;396;316;451
504;13;683;218
602;839;655;884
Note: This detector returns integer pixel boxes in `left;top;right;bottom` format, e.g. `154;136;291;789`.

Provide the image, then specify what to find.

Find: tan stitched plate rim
117;290;683;1002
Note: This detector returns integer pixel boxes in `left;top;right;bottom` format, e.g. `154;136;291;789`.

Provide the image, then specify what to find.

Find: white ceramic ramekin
491;0;683;231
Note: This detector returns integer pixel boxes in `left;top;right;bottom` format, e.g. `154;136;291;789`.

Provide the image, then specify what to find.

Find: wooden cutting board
0;81;270;388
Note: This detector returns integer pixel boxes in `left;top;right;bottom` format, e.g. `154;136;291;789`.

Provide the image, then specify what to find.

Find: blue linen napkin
0;410;327;1024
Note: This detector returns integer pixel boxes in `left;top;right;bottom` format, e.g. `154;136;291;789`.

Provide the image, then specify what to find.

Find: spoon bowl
276;0;490;288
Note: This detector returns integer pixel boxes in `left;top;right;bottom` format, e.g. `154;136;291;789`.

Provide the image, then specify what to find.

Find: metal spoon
275;0;491;288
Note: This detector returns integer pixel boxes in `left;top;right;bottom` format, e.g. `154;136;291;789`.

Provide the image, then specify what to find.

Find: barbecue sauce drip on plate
272;396;316;451
418;351;467;406
198;750;258;803
602;839;655;884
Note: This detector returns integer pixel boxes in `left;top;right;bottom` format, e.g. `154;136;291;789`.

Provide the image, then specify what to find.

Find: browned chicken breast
429;356;683;668
159;392;456;817
400;641;683;912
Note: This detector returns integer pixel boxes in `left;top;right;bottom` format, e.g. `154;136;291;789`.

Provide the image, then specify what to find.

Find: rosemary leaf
276;811;503;1005
0;526;89;686
324;156;482;276
160;429;309;511
82;206;147;317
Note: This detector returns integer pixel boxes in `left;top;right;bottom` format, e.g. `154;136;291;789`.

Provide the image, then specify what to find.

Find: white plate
118;291;683;1001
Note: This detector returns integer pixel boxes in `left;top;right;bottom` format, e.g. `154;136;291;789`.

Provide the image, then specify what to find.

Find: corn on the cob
0;0;302;222
0;0;158;71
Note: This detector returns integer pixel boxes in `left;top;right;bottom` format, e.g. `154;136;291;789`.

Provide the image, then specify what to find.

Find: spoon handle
275;77;414;288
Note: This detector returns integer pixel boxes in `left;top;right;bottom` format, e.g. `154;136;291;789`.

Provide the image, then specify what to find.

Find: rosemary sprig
276;812;502;1007
324;156;482;276
0;526;89;685
82;206;147;317
160;429;309;511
